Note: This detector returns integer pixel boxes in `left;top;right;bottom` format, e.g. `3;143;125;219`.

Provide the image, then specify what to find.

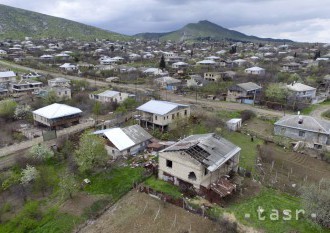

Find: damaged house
158;133;241;203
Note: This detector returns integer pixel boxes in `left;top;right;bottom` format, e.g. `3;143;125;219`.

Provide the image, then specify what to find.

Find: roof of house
137;100;189;115
93;124;152;151
97;90;120;98
33;103;82;119
245;66;265;71
155;76;181;84
197;60;216;64
274;115;330;134
161;133;241;172
235;82;262;91
286;83;316;92
0;71;16;78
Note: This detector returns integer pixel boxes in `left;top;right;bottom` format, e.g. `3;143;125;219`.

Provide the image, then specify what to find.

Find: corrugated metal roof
162;133;241;172
286;83;316;92
93;124;152;151
137;100;189;115
275;115;330;134
98;90;120;98
104;128;135;151
236;82;262;91
0;71;16;78
33;103;82;119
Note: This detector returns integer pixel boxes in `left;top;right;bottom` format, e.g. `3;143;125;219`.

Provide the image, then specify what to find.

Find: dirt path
309;104;330;118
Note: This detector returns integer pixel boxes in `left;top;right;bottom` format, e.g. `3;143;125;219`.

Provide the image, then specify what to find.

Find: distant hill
0;4;129;41
135;20;292;43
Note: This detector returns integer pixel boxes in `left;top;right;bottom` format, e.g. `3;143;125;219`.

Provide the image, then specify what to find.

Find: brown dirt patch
78;190;221;233
60;192;101;216
258;143;330;194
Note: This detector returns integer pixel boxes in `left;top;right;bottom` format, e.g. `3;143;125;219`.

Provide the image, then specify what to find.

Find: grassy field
144;176;182;199
85;167;145;201
222;130;263;173
225;188;329;233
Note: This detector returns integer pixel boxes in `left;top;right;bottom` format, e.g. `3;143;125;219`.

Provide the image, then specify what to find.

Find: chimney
298;115;303;124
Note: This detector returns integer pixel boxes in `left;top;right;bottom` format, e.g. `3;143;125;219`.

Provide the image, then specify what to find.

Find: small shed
226;118;242;131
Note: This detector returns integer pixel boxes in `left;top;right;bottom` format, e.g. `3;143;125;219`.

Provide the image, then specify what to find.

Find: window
281;128;286;134
155;116;157;120
204;168;209;176
184;110;187;116
166;159;172;168
177;112;179;117
172;114;175;119
188;172;197;181
314;144;322;150
299;131;305;137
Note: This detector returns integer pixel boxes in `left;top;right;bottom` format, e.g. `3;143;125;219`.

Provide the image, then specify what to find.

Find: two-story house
158;133;240;203
286;83;316;101
137;100;190;131
33;103;82;129
227;82;262;104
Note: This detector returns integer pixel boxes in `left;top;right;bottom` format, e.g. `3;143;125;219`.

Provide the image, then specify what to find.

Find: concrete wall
158;151;240;189
274;125;329;145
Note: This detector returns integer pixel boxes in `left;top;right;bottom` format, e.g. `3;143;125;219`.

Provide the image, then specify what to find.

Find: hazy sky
1;0;330;43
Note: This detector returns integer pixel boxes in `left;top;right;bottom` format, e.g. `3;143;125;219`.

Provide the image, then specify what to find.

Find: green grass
85;167;145;201
0;201;79;233
222;131;262;173
144;176;182;199
224;189;329;233
217;110;241;120
300;105;319;115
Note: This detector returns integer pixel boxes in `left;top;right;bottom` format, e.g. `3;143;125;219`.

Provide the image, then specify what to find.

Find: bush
240;110;256;122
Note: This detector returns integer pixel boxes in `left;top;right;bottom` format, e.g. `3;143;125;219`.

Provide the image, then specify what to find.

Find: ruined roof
162;133;241;172
274;115;330;134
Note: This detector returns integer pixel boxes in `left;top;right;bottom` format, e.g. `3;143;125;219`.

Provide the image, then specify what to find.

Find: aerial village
0;37;330;233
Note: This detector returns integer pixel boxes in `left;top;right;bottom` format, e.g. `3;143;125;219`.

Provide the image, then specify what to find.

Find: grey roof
162;133;241;172
274;115;330;134
236;82;262;91
93;124;152;151
0;71;16;78
122;124;153;145
98;90;120;98
137;100;189;115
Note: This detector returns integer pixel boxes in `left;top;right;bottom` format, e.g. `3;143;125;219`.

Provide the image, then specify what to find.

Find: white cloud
1;0;330;42
233;18;330;43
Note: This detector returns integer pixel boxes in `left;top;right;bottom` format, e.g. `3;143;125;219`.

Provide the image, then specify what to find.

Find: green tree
28;144;54;161
301;179;330;228
159;55;166;71
0;99;17;120
93;101;101;117
58;171;79;199
44;90;59;105
115;98;138;113
265;83;289;103
74;132;108;173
